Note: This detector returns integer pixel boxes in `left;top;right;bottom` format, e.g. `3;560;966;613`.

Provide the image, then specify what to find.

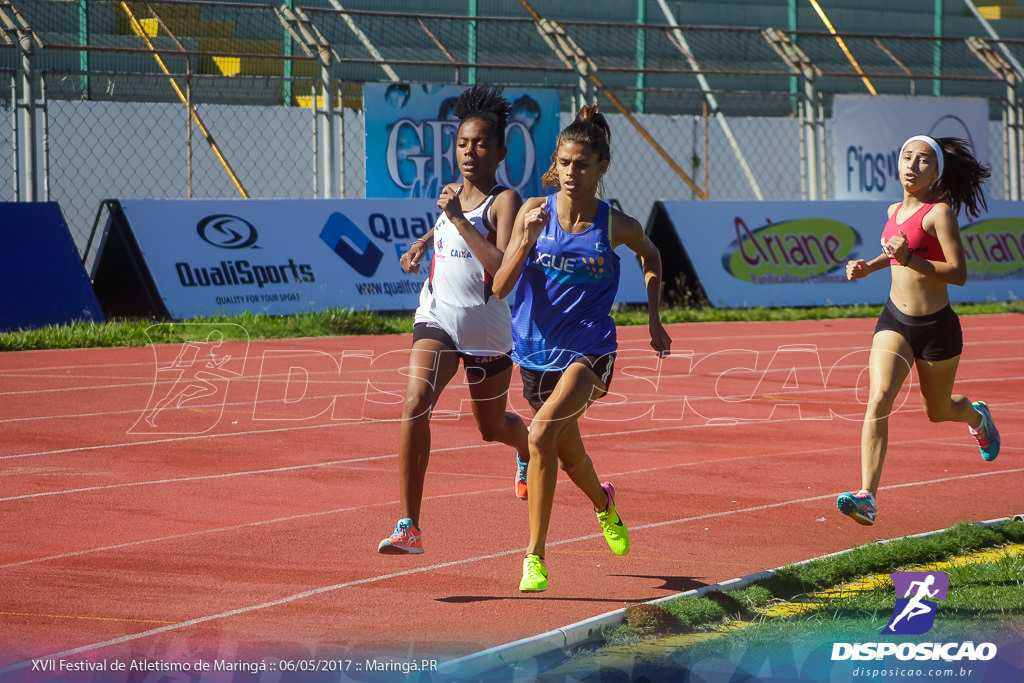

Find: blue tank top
511;194;620;371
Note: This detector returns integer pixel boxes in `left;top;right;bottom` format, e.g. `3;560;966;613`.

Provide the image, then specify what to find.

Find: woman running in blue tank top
493;105;672;592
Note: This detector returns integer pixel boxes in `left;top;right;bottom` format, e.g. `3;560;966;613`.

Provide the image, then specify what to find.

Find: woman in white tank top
377;86;531;555
414;183;515;353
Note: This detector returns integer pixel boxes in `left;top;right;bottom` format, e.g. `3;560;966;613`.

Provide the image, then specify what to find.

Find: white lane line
3;465;1021;674
4;408;1021;501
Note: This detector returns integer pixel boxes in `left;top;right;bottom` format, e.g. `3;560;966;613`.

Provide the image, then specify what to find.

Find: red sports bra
881;202;946;264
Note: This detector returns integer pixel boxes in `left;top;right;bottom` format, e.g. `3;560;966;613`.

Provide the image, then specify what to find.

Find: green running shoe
596;482;630;556
519;554;548;592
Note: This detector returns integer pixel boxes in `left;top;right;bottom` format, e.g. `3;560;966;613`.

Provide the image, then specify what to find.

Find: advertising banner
831;95;989;201
656;200;1024;308
108;198;647;320
0;202;104;331
364;83;559;200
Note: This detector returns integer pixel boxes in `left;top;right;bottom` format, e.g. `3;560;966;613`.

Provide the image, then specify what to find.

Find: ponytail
934;137;990;219
542;105;612;190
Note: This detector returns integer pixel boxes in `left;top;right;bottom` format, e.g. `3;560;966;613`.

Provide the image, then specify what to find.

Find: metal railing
2;0;1021;254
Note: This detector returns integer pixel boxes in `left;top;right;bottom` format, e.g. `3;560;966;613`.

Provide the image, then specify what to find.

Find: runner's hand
437;185;465;222
846;259;869;280
523;206;548;246
401;241;427;274
650;322;672;356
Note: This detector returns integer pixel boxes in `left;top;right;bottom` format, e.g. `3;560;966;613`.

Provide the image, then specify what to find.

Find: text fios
176;259;315;289
832;642;997;662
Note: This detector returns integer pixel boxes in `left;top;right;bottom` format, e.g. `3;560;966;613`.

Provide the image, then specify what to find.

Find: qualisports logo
319;212;384;277
882;571;949;635
197;214;260;249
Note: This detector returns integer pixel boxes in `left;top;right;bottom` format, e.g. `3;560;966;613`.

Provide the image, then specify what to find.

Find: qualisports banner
832;95;989;201
364;83;559;199
102;198;647;320
655;200;1024;308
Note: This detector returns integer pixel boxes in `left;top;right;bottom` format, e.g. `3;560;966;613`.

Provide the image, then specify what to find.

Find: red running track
1;316;1021;673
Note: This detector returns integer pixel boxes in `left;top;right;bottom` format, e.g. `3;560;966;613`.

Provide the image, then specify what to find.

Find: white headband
900;135;944;177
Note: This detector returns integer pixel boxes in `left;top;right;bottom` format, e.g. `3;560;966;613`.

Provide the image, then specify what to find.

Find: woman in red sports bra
836;135;1000;527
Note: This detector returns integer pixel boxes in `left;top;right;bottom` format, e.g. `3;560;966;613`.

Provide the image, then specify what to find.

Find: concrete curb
436;516;1019;680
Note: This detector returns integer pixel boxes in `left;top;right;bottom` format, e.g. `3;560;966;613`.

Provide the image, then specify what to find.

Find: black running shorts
874;298;963;361
519;352;616;411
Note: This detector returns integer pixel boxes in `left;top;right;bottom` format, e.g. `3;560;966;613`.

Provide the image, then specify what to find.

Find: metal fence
1;69;14;202
2;0;1022;256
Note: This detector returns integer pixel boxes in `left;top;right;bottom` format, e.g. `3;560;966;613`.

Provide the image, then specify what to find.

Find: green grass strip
602;520;1024;647
3;301;1021;352
0;309;414;351
543;521;1024;681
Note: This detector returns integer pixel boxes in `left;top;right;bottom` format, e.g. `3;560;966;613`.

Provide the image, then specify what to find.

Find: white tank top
414;185;512;356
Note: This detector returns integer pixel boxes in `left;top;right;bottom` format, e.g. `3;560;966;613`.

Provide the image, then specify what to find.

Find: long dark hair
452;84;511;143
541;104;612;189
934;137;990;219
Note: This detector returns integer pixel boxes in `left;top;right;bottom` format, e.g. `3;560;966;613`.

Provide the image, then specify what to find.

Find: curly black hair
452;84;512;143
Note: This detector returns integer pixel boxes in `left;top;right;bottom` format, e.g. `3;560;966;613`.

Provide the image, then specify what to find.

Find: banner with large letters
831;95;989;201
101;198;648;320
654;200;1024;308
364;83;559;199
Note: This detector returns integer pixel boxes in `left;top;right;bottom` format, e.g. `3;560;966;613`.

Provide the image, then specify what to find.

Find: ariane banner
364;83;560;200
654;200;1024;308
96;198;648;321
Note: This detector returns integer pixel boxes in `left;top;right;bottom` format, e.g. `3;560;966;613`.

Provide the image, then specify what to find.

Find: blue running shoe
837;490;876;526
970;401;1000;462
